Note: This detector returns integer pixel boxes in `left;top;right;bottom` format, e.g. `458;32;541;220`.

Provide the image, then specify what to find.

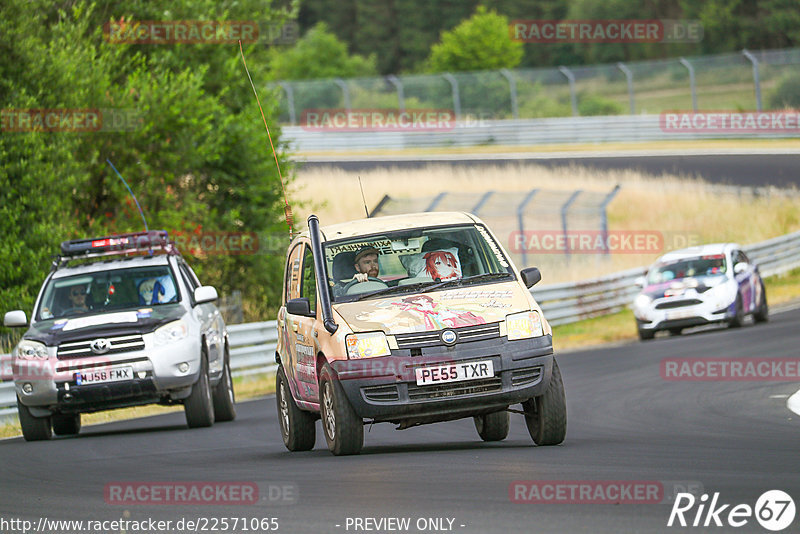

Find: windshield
37;265;180;321
324;224;512;303
646;254;727;285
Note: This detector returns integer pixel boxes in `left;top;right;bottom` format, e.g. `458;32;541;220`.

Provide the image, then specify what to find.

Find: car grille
362;384;400;403
394;322;501;349
655;299;703;310
511;366;543;387
407;377;503;400
57;334;145;360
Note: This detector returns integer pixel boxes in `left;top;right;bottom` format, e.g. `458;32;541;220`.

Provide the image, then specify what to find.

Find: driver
66;285;90;313
352;246;380;283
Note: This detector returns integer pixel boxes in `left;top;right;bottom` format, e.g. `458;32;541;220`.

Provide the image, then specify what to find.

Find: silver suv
3;231;235;441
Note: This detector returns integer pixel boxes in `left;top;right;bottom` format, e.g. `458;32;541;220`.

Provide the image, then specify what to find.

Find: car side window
179;263;199;291
300;247;317;316
285;244;304;303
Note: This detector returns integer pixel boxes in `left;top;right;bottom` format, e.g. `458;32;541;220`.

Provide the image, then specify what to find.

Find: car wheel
17;397;52;441
212;352;236;422
474;411;509;442
319;364;363;456
728;295;744;328
523;359;567;446
637;327;655;341
184;351;215;428
276;366;316;451
753;281;769;323
668;328;683;336
52;413;81;436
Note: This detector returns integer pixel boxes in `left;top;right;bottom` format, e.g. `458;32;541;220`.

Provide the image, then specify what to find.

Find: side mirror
734;262;748;274
286;297;314;318
4;310;28;327
193;286;218;305
520;267;542;289
634;276;646;288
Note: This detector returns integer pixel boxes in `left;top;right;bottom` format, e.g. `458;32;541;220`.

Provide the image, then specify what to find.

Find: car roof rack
54;230;180;269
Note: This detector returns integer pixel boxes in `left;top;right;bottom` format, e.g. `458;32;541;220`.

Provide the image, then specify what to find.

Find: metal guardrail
2;229;800;418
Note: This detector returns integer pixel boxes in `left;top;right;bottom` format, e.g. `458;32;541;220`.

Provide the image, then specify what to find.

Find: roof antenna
358;176;370;218
106;158;149;232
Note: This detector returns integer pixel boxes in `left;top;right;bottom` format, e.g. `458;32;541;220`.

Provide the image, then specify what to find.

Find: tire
474;411;509;441
212;353;236;422
319;364;363;456
638;327;655;341
17;397;52;441
276;367;316;451
753;282;769;323
728;295;744;328
523;359;567;446
184;352;215;428
52;413;81;436
668;328;683;336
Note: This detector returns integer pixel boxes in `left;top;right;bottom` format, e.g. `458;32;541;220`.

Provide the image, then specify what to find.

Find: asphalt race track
2;307;799;534
299;152;800;189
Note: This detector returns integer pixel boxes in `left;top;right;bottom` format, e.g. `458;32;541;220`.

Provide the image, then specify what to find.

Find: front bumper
14;337;202;413
634;299;734;332
331;335;554;424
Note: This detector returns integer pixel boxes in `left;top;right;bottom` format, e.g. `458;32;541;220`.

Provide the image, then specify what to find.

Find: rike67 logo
668;490;795;531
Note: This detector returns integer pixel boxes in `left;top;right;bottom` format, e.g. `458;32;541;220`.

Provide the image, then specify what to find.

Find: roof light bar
60;230;172;257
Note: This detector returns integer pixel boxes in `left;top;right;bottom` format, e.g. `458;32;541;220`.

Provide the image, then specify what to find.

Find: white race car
633;243;768;340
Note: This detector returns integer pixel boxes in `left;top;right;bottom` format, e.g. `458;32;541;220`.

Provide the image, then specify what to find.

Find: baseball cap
354;246;379;263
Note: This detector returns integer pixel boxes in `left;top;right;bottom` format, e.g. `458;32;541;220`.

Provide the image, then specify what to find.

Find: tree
425;6;524;73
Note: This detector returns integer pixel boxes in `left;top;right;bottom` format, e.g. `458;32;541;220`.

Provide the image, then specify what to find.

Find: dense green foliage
1;0;296;335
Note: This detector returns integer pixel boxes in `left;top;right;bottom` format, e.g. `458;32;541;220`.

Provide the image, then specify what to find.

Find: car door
180;261;223;375
279;242;305;398
731;249;757;312
293;244;322;403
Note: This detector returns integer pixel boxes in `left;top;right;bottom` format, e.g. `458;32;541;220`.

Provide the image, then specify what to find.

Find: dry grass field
290;163;800;283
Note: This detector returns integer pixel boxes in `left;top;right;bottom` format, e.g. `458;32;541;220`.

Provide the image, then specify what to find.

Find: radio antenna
358;176;370;218
238;40;294;234
106;158;149;232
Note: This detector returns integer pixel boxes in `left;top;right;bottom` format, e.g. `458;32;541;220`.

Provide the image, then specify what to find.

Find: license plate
75;366;133;385
666;309;695;320
415;360;494;386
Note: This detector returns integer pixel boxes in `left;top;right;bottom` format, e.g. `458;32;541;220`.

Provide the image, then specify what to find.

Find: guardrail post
425;192;448;212
741;49;763;112
516;189;539;267
600;185;621;255
558;66;578;117
278;82;297;125
617;62;635;115
561;190;582;257
471;191;493;216
333;78;351;112
679;58;698;112
386;75;405;112
442;73;461;120
499;68;519;119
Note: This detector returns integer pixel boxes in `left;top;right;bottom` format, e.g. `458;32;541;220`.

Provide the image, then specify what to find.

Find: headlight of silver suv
15;340;48;360
153;320;189;347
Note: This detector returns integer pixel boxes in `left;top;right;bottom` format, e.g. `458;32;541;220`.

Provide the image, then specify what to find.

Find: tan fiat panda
275;212;566;455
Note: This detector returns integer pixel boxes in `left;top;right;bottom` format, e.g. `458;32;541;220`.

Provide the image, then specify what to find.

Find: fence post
471;191;494;216
425;192;448;212
442;73;461;120
278;82;296;125
741;49;763;112
679;58;698;112
617;62;635;115
333;78;351;111
386;75;405;112
600;185;621;255
499;68;519;119
561;190;582;257
558;66;578;117
517;189;539;267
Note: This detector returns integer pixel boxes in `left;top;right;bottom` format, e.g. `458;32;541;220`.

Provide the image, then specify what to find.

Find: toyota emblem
440;330;457;345
90;338;111;354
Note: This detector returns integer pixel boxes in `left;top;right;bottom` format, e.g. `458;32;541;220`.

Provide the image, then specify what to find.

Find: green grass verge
3;267;799;439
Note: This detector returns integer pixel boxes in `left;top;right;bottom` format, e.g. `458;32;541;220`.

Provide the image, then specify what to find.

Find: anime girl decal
399;295;485;330
423;250;461;281
138;278;166;305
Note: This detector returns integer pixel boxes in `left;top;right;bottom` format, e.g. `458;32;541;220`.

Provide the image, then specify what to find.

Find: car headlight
707;281;737;308
154;320;189;346
15;340;48;360
345;332;391;359
634;294;653;309
506;311;544;340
